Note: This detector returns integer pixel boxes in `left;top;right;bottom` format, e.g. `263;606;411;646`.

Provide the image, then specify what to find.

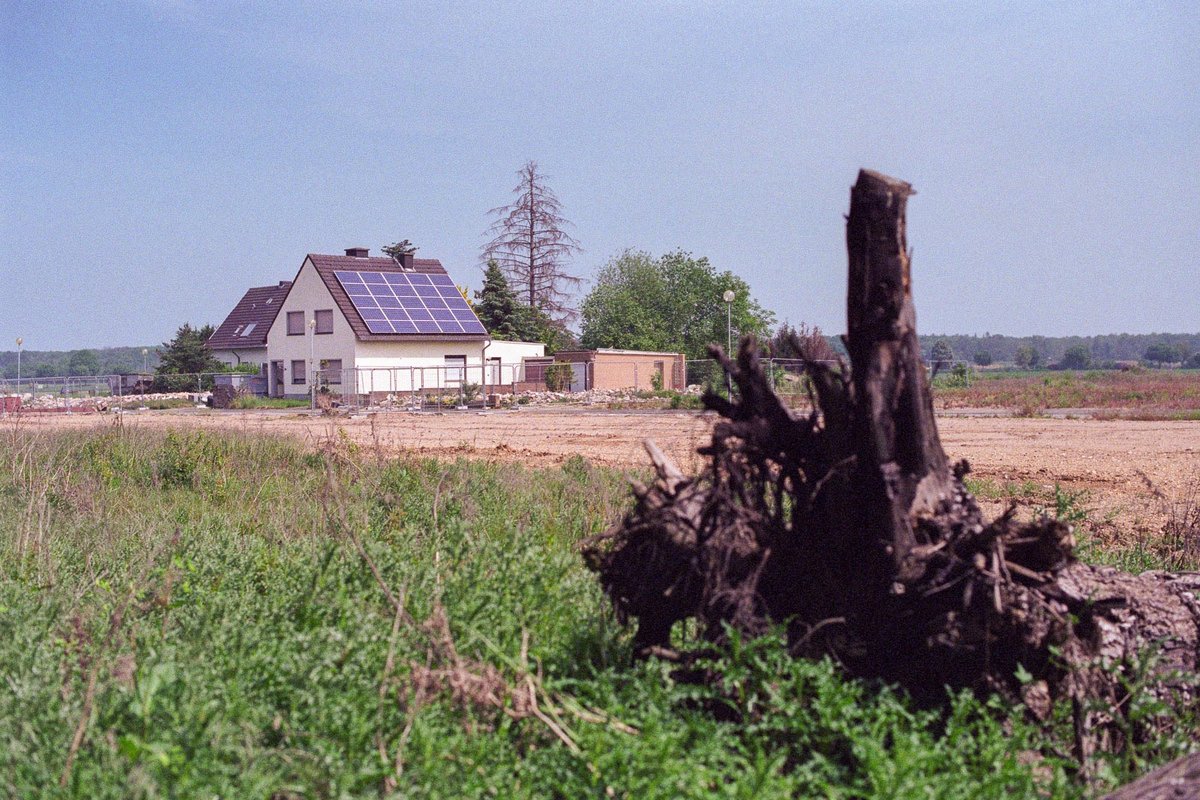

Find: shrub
544;363;574;392
1061;345;1092;370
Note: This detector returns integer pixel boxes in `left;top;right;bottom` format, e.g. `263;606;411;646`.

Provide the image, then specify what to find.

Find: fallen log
582;169;1200;763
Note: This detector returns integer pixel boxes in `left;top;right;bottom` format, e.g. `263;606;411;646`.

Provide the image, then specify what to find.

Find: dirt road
18;408;1200;535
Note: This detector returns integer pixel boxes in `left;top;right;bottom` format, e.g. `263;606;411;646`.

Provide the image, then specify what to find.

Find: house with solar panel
215;247;544;400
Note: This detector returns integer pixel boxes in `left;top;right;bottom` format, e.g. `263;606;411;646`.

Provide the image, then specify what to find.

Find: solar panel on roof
333;270;487;336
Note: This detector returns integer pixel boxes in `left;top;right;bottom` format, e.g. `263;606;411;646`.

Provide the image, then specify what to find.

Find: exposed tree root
581;170;1200;767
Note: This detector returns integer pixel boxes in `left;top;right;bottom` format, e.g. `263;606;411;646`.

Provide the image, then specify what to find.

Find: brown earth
14;408;1200;536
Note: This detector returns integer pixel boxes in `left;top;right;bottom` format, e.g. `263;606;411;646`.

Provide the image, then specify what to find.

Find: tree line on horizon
917;333;1200;369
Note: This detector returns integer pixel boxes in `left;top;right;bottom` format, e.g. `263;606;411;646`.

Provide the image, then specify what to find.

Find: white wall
265;257;359;394
484;340;545;384
211;348;268;369
354;339;490;394
351;340;548;394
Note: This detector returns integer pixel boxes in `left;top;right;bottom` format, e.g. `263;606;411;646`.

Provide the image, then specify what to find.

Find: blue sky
2;1;1196;350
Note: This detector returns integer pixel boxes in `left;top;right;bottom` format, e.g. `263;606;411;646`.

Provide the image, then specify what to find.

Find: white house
212;248;544;399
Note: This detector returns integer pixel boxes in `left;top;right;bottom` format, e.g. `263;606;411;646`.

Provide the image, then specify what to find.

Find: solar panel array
333;270;487;336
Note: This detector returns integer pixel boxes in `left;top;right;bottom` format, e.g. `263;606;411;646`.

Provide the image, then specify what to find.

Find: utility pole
140;348;148;409
722;289;735;397
15;337;23;400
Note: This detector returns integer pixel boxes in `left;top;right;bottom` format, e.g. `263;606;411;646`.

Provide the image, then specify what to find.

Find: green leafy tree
382;239;418;260
66;349;100;376
156;323;221;390
1060;344;1091;370
580;249;775;360
929;339;954;368
972;350;993;366
1014;345;1042;369
1144;342;1178;366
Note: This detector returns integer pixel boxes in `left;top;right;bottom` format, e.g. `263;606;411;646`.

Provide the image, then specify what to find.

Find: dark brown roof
307;253;486;342
206;281;292;350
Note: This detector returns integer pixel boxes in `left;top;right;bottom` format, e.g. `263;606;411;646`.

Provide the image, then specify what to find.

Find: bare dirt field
16;407;1200;536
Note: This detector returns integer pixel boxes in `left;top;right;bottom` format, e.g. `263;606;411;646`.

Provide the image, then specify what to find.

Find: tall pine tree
476;260;532;341
156;323;222;390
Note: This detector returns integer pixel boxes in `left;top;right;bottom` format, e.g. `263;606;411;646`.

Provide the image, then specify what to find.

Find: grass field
933;369;1200;418
2;424;1196;798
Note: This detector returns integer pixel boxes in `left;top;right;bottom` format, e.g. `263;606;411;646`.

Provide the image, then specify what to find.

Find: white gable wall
266;258;358;393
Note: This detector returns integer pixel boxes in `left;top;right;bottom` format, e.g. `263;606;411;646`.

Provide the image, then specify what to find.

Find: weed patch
0;426;1194;797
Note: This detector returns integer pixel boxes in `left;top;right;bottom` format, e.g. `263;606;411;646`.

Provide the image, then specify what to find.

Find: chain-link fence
0;372;238;413
683;357;839;405
314;363;516;412
0;357;844;414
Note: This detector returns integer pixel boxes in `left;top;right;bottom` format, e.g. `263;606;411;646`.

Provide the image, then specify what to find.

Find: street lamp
15;337;23;400
308;318;316;410
141;348;149;408
722;289;735;396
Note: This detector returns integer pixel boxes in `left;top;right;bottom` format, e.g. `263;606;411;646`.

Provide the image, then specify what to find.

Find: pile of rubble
3;392;207;412
513;385;706;407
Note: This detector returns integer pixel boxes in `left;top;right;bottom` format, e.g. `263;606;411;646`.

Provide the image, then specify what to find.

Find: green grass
0;426;1194;798
228;395;311;409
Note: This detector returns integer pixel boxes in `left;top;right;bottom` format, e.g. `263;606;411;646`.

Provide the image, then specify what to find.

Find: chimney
345;247;369;258
399;252;415;270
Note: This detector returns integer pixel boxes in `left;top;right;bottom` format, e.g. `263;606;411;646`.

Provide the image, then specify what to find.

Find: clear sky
2;1;1196;350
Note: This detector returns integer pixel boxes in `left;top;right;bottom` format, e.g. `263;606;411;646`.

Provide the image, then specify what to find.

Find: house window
287;311;305;335
291;359;306;385
445;355;467;384
239;322;256;338
319;359;342;384
315;309;334;335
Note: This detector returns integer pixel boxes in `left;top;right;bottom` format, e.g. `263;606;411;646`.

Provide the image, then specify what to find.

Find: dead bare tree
481;161;582;324
583;169;1200;766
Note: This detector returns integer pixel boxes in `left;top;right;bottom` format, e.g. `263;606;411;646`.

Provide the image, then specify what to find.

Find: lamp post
722;289;735;396
140;348;149;408
308;318;316;410
15;337;23;400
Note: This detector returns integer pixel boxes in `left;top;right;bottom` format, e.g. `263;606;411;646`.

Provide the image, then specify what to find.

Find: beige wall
590;353;684;391
555;350;685;391
265;258;359;392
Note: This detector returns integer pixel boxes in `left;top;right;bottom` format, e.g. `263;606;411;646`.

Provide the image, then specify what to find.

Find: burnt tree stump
582;169;1200;767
